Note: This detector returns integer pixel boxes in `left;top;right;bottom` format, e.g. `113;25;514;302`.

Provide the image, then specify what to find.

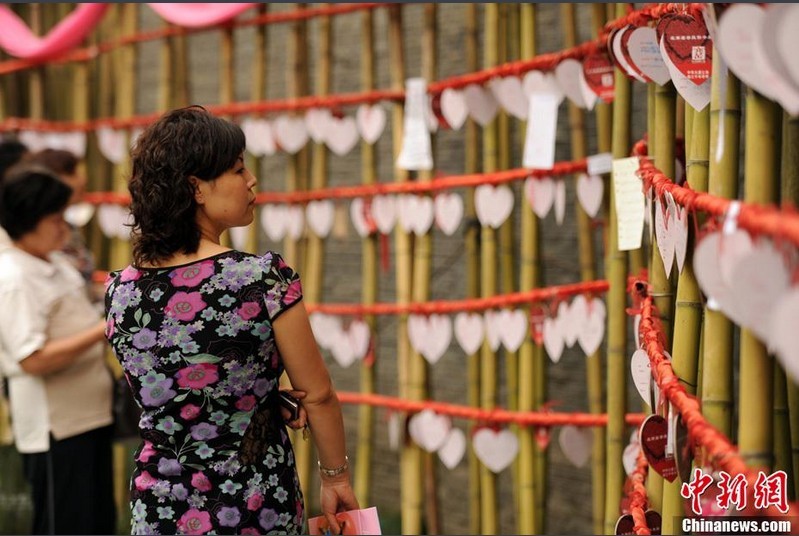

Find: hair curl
129;106;245;266
0;166;72;240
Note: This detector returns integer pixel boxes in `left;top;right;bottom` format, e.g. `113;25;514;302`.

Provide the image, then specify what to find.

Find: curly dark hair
129;106;245;266
0;167;72;240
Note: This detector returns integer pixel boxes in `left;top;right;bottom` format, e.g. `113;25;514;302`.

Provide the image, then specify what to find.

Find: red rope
638;289;795;518
0;3;706;133
0;4;385;76
336;391;645;428
629;450;651;535
637;156;799;248
81;159;586;206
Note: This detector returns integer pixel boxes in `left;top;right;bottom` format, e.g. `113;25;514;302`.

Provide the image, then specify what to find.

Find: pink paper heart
576;173;603;218
355;104;387;145
434;192;463;236
473;428;519;473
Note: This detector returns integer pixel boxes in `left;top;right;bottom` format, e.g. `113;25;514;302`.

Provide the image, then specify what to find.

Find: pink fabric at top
145;3;257;28
0;4;109;61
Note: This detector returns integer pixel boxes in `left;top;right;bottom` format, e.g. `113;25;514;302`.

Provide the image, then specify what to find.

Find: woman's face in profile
21;211;70;258
195;156;257;232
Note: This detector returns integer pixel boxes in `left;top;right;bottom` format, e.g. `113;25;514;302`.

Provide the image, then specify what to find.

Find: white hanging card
586;153;613;176
396;78;433;171
522;93;558;170
612;157;645;251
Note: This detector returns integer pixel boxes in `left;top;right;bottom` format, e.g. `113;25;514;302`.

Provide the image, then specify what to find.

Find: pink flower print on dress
283;280;302;306
134;470;158;491
240;528;260;535
235;395;257;412
105;317;115;338
190;472;213;492
246;493;264;511
177;509;213;535
180;404;201;420
169;260;215;288
176;363;219;389
137;441;156;463
236;301;262;320
165;291;207;322
119;265;142;282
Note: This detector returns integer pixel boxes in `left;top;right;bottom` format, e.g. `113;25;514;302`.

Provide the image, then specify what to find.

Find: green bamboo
158;20;173;112
479;5;500;534
27;5;43;121
516;6;538;534
603;5;631;533
774;365;794;501
464;6;482;534
738;90;781;471
701;53;740;438
245;5;267;255
172;28;190;107
354;6;378;508
660;101;709;536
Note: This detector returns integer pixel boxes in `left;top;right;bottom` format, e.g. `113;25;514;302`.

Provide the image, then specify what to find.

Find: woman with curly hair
104;106;358;535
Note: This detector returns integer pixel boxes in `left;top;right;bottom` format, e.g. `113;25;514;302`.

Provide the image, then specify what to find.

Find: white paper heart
631;348;653;406
554;179;566;225
17;131;45;153
228;226;250;251
473;428;519;473
627;27;671;86
260;204;289;242
286;205;305;240
440;88;469;130
576;174;603;218
558;301;577;348
554;59;588;109
408;314;452;364
305;108;333;144
498;309;528;352
525;176;555;219
483;310;502;352
324;116;360;156
347;319;371;361
371;195;397;235
309;313;343;351
673;205;689;274
454;312;484;355
350;198;371;238
659;35;711;111
543;316;564;364
63;202;95;227
330;331;358;368
612;26;648;83
577;298;605;356
434;192;463;236
655;197;676;277
770;289;799;385
463;84;499;127
475;184;514;228
274;115;309;154
488;76;528;120
408;409;452;453
522;70;565;104
559;425;592;468
776;4;799;90
96;203;131;240
693;230;752;317
355;104;387;145
398;195;435;235
96;126;128;164
730;240;790;341
437;428;466;469
241;117;276;157
623;440;640;477
306;200;335;238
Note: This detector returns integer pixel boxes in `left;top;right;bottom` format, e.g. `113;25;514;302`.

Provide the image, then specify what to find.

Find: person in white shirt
0;167;115;535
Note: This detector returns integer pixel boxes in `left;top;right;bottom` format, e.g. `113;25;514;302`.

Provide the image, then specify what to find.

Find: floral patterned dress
105;251;305;535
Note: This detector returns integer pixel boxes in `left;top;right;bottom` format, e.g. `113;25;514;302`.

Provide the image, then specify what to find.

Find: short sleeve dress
105;250;305;535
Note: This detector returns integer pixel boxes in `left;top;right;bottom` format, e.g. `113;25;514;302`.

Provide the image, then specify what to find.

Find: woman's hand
319;475;360;536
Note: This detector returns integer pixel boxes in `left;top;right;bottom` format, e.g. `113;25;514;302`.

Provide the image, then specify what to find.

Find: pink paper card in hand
308;506;381;535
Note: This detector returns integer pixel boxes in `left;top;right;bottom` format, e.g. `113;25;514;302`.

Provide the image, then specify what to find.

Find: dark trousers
22;425;116;535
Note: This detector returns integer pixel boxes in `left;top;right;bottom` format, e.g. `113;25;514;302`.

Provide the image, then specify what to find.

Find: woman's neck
138;239;232;269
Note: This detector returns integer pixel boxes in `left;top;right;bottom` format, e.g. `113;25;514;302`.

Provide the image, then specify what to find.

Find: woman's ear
189;176;205;205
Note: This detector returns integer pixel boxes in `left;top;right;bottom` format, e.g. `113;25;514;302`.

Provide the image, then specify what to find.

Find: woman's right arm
19;319;106;376
273;302;359;534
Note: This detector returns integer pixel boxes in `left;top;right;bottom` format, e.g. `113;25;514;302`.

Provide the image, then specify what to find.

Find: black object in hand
279;391;300;422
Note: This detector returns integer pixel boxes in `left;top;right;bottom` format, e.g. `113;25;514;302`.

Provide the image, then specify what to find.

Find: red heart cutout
656;14;713;85
582;53;615;103
639;414;678;482
614;513;635;535
645;510;662;535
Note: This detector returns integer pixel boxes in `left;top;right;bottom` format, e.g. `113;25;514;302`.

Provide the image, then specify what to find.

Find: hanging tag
722;201;742;236
665;403;676;457
396;78;434;171
522;93;559;170
611;157;645;251
586;152;613;176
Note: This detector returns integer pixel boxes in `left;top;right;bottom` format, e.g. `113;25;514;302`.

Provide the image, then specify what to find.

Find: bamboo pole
415;5;440;534
563;7;605;535
738;91;781;472
774;364;794;501
354;6;378;507
603;5;631;533
517;7;539;534
245;5;267;256
660;101;709;536
173;28;190;107
388;5;419;534
27;4;44;121
158;21;173;112
479;5;500;534
464;5;482;534
783;113;799;499
287;3;312;499
700;54;740;438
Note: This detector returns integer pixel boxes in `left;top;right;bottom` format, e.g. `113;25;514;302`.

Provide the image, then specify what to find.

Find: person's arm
19;320;106;376
273;302;359;533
